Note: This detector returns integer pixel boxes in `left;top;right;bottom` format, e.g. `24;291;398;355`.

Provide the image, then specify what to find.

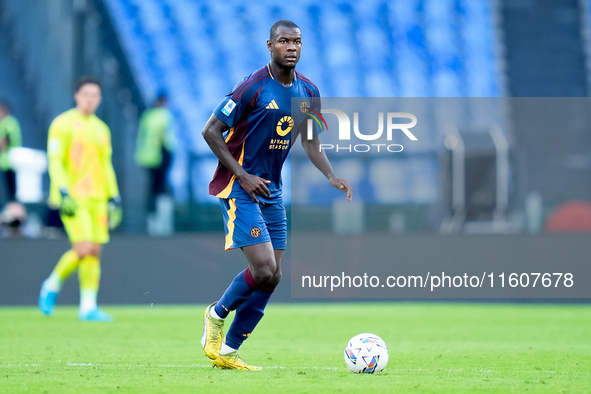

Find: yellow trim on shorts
224;198;237;250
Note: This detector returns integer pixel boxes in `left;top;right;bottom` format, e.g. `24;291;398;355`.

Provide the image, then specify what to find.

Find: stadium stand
103;0;502;209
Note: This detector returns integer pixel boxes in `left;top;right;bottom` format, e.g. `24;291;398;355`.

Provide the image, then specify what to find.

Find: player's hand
59;188;78;217
330;177;353;201
237;174;271;202
107;196;123;230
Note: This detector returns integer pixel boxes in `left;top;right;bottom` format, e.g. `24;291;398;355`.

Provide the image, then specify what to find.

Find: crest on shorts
250;227;261;238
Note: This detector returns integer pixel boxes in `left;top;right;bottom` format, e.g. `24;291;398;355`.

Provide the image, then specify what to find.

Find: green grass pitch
1;303;590;393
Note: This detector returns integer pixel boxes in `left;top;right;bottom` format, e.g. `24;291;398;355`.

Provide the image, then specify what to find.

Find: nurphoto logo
304;107;418;153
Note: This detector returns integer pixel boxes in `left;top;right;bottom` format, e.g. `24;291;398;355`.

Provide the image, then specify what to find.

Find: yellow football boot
201;303;224;359
211;351;261;371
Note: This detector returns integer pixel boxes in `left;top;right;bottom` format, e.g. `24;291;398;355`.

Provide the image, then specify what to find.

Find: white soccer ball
344;333;389;374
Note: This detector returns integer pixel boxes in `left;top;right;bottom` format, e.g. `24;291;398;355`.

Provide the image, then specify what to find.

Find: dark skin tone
202;25;352;288
267;26;302;86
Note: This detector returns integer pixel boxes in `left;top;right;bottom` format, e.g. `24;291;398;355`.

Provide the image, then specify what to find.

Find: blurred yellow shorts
61;198;109;244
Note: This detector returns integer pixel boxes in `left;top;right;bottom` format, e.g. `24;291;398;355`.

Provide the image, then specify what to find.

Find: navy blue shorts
220;195;287;250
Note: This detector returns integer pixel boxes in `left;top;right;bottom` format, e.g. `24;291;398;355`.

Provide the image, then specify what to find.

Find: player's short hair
156;90;168;103
269;20;300;40
75;77;102;93
0;100;10;112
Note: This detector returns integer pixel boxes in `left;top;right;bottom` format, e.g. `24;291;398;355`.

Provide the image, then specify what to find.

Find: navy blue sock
214;269;258;319
225;286;274;350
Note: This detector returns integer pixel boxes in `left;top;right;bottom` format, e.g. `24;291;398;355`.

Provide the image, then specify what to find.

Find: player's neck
75;107;94;117
270;62;295;87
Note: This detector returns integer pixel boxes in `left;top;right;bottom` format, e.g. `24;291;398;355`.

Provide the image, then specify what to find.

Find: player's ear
267;39;273;52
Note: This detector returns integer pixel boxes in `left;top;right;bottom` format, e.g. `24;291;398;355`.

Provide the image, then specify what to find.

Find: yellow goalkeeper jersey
48;108;119;206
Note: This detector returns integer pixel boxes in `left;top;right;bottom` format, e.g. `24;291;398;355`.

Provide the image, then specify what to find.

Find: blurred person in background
0;201;27;237
0;100;22;203
38;77;122;322
0;101;25;237
135;91;176;236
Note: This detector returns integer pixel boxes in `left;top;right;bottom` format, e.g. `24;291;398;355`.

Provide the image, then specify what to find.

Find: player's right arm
47;116;71;207
201;114;270;201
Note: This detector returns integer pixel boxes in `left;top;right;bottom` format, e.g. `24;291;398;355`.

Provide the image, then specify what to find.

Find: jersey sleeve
0;116;21;170
163;109;176;152
212;79;253;128
101;125;120;198
301;83;323;138
5;116;22;147
47;115;70;206
310;90;323;137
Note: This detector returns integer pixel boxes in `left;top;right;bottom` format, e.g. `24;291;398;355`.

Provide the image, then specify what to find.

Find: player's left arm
102;126;122;229
102;128;120;199
301;134;352;201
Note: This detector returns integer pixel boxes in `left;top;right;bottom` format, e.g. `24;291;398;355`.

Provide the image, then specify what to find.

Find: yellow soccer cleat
211;351;262;371
201;302;224;359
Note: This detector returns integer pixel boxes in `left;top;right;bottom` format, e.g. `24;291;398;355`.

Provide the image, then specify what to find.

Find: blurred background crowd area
1;0;591;237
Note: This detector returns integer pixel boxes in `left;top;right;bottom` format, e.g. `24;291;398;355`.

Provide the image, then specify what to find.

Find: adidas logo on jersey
266;100;279;110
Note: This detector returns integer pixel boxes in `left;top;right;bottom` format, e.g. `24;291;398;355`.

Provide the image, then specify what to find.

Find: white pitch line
66;362;338;370
68;363;211;368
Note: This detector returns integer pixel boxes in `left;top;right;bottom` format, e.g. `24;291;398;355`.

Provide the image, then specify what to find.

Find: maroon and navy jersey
209;64;321;201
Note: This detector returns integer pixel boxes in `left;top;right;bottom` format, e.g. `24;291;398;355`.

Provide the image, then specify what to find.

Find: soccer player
134;91;176;235
38;77;122;322
201;20;352;370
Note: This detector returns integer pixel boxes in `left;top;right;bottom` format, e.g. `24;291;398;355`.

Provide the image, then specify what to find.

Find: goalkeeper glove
59;188;78;217
107;196;122;230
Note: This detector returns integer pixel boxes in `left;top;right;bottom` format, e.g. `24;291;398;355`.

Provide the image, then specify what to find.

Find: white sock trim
210;305;224;320
80;290;97;313
220;342;237;355
44;275;63;292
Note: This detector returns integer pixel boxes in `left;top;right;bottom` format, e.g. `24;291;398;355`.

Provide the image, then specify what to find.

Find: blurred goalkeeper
38;77;122;322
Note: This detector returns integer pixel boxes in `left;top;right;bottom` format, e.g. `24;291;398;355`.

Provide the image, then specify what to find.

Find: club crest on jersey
300;100;328;133
221;99;236;116
250;227;262;238
300;101;309;113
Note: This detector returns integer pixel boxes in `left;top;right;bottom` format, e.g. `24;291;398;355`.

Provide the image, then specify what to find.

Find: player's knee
266;272;282;288
73;243;101;259
74;247;89;259
253;269;273;286
252;262;276;285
